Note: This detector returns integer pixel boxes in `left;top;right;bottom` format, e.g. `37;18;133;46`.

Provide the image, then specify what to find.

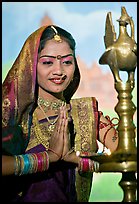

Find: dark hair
38;25;76;54
38;25;80;103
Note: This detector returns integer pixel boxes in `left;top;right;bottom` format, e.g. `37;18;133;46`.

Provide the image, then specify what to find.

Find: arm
2;151;64;176
62;112;119;173
2;155;15;176
2;104;69;176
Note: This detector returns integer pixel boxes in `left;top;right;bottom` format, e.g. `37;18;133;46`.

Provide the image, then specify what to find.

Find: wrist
62;151;80;164
78;158;99;173
48;149;61;162
48;152;57;163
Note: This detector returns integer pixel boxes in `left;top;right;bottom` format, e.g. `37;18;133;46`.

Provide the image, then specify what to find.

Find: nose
52;61;63;75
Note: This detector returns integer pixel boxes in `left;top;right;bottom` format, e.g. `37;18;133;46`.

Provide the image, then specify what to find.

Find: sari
2;25;99;202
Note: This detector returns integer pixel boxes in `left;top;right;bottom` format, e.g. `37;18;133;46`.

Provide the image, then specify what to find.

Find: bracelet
48;148;61;158
78;158;99;173
14;155;21;175
61;147;74;160
14;151;49;176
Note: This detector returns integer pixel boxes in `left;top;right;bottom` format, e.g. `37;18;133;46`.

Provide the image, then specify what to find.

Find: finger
63;105;68;137
63;118;68;138
63;117;70;152
53;105;63;132
56;106;65;134
63;103;68;119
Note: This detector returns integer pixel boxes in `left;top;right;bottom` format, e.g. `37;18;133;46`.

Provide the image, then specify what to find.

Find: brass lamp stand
89;7;137;202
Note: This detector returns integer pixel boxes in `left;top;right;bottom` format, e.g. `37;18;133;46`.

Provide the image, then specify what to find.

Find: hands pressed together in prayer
48;104;78;164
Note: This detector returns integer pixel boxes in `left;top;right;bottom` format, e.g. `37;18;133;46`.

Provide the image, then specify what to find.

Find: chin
54;86;67;93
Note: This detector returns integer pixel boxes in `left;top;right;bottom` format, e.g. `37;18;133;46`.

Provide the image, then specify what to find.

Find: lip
50;78;65;84
50;75;67;84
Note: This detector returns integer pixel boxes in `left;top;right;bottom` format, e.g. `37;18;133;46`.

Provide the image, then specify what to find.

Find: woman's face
37;39;75;97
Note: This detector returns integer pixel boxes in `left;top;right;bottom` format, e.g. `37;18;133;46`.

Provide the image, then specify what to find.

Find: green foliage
89;173;123;202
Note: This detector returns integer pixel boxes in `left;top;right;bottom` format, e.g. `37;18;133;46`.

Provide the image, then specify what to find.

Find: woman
2;25;118;202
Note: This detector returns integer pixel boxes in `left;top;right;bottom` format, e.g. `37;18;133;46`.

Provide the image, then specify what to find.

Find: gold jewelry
38;102;59;125
51;25;62;42
37;96;66;125
61;147;75;160
30;97;67;149
32;112;52;150
48;148;61;158
38;96;65;112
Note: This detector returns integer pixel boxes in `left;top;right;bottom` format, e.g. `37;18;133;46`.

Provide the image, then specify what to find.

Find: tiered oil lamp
87;7;137;202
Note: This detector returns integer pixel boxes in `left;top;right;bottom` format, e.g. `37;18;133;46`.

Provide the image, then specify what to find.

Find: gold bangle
14;155;21;175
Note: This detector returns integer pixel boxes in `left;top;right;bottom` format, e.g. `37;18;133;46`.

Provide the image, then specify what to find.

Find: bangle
61;147;74;160
78;158;89;172
48;148;61;158
14;155;21;176
91;160;100;172
14;151;49;176
44;151;49;171
22;154;30;175
78;158;100;173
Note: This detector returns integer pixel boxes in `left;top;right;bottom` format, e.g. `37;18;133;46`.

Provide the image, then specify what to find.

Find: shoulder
70;97;98;113
70;96;97;103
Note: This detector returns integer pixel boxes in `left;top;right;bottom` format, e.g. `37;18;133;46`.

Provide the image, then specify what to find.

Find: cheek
69;68;75;80
37;66;47;84
66;66;75;77
37;68;42;82
37;73;42;84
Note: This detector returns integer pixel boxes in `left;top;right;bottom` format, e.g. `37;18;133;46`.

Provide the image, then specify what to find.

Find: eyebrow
39;54;74;59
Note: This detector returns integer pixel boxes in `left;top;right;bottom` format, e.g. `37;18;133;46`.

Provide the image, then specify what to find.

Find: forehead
40;39;73;56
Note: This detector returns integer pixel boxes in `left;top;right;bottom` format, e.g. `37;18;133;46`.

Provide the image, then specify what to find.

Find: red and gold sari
2;25;98;202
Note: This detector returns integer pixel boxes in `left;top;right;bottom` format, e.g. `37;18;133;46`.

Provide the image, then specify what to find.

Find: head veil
2;25;95;202
2;25;80;154
3;25;94;203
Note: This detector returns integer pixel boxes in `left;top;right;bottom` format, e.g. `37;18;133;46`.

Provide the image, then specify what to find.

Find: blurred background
2;2;137;202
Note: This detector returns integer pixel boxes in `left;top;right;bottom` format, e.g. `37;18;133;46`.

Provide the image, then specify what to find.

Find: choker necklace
37;97;66;125
38;96;66;112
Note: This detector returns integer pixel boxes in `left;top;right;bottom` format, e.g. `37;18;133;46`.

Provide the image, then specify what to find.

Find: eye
39;59;54;65
42;61;53;65
62;60;73;65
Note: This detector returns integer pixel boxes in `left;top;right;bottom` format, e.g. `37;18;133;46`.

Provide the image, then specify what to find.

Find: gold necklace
38;96;66;125
38;102;59;125
38;96;65;112
32;111;51;150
